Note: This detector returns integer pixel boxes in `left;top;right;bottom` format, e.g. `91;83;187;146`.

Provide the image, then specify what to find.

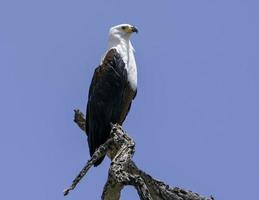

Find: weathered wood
63;110;214;200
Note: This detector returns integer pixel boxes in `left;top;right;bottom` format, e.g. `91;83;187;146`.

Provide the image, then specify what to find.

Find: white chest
115;44;137;91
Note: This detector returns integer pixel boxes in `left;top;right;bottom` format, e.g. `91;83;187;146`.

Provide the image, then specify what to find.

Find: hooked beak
131;26;138;33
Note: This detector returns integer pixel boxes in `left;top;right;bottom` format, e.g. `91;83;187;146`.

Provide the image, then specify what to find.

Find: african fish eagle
85;24;138;166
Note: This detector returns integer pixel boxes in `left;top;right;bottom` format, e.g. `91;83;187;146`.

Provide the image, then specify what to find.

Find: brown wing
85;48;136;166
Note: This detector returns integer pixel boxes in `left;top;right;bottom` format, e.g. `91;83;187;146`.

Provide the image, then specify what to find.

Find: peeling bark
63;109;214;200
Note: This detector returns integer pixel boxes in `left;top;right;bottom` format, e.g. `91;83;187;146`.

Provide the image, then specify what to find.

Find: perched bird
85;24;138;166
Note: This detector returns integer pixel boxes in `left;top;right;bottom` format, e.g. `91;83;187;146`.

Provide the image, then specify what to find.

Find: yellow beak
125;26;138;33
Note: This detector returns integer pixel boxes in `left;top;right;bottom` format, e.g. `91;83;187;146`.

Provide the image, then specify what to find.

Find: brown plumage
85;48;136;166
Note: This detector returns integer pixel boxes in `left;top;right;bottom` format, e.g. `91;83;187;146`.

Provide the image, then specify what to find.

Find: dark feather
85;48;136;166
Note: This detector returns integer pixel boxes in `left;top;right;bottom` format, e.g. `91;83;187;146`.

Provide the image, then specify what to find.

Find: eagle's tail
88;124;109;167
94;156;105;167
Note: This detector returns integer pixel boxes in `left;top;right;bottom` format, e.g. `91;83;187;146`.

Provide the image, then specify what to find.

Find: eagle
85;24;138;166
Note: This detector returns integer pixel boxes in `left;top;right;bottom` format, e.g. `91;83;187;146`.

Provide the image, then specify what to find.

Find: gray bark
63;109;214;200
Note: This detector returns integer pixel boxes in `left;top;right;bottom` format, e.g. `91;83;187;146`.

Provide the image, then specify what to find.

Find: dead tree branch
64;109;214;200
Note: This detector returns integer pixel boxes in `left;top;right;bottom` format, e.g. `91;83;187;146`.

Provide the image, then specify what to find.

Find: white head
105;24;138;90
108;24;138;42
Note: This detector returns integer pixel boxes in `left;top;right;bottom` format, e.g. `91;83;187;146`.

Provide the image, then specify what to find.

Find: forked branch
63;109;214;200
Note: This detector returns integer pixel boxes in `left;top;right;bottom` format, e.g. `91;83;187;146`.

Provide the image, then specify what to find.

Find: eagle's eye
121;26;127;30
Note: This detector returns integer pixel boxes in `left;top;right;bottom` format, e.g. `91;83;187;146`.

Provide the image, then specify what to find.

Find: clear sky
1;0;259;199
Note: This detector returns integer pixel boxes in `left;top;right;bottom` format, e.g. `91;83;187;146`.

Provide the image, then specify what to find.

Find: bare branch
64;109;214;200
73;109;86;133
63;136;114;196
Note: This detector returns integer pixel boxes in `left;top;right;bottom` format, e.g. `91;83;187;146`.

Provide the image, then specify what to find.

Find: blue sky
1;0;259;199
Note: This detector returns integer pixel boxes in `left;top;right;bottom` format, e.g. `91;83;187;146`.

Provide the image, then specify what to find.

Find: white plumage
102;24;138;90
